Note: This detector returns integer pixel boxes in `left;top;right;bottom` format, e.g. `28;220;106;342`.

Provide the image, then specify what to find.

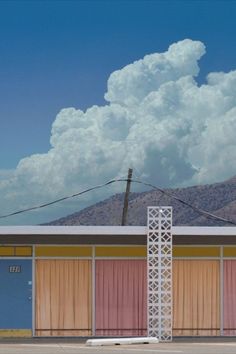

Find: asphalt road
1;341;236;354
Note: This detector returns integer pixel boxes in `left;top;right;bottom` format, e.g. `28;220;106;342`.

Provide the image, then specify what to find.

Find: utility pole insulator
121;168;133;226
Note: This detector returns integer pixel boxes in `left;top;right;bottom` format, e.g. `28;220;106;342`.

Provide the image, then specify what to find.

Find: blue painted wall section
0;260;32;329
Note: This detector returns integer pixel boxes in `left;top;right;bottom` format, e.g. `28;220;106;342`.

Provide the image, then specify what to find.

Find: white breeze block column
147;206;172;342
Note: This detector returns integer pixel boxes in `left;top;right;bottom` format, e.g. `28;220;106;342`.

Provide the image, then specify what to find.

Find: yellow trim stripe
173;246;220;257
0;246;32;257
0;247;14;256
15;247;32;256
95;246;146;257
35;246;92;257
223;247;236;257
0;330;32;337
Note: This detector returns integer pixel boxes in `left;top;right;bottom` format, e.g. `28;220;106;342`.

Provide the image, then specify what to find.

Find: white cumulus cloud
0;39;236;224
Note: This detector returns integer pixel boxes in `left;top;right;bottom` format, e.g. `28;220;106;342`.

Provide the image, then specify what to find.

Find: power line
0;177;236;226
126;178;236;226
0;179;116;219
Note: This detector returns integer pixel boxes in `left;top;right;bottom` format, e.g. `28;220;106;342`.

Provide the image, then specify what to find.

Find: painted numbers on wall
9;265;21;273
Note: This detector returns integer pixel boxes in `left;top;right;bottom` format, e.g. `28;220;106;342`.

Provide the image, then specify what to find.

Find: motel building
1;207;236;341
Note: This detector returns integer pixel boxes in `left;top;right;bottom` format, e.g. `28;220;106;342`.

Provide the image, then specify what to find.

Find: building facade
0;222;236;338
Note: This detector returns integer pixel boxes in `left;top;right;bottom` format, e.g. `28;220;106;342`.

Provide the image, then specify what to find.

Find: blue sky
0;0;236;224
1;0;236;168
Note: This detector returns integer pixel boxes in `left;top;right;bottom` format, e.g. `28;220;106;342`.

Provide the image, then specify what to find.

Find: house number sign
9;265;21;273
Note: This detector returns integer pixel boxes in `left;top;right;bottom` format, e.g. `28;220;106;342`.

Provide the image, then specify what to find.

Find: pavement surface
1;340;236;354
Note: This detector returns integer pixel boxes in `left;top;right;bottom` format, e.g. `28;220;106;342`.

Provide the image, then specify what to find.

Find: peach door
173;260;220;336
35;259;92;336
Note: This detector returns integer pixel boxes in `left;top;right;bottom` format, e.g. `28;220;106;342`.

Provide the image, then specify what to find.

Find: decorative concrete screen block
147;207;172;342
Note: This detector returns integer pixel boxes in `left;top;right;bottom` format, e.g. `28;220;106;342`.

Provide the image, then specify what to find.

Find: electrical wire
0;177;236;226
124;178;236;226
0;179;116;219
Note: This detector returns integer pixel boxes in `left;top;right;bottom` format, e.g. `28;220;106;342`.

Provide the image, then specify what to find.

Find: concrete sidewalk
1;338;236;354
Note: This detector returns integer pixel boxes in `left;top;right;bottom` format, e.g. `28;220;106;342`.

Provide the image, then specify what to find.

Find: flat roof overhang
0;226;236;245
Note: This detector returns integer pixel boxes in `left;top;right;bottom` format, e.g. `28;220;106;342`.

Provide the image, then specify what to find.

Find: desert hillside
45;176;236;226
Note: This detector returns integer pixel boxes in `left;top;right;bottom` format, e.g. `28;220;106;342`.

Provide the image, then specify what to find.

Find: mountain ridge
45;176;236;226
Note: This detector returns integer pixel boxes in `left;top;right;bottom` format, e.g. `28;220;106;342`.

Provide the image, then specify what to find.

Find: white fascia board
172;226;236;236
0;225;147;236
0;225;235;236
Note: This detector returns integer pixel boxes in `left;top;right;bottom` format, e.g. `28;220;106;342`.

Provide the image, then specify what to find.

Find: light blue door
0;260;32;329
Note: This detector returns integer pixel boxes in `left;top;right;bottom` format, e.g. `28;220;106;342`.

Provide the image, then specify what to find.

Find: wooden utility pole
121;168;133;226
